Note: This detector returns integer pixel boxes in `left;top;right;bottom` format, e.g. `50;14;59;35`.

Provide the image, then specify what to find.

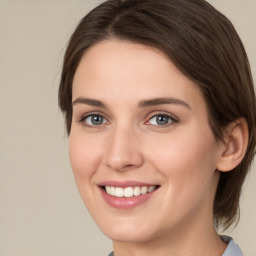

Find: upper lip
98;180;159;188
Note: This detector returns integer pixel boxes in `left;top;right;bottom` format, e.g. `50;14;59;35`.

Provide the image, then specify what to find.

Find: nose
103;125;144;172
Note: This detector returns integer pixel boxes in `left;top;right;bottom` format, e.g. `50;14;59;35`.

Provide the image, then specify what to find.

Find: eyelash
145;112;179;128
78;112;109;128
78;111;179;129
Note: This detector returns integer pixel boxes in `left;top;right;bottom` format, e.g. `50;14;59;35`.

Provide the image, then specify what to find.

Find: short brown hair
59;0;256;229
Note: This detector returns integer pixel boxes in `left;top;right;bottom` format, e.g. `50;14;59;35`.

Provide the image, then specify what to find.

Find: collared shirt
107;236;244;256
221;236;244;256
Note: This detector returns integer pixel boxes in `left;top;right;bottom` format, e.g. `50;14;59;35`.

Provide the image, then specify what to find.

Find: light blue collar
221;236;244;256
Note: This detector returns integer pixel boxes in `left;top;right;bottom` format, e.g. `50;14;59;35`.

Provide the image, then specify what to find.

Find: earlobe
216;118;249;172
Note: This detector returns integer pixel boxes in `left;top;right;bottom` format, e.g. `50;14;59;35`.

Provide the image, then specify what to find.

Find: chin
103;228;154;243
94;214;163;243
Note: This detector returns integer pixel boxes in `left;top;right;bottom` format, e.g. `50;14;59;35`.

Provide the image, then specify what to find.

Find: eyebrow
138;97;191;109
72;97;191;109
72;97;107;108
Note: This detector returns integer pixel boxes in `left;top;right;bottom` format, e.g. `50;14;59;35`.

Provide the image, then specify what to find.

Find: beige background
0;0;255;255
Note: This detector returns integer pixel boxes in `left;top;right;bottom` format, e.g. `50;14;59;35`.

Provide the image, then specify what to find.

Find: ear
216;118;249;172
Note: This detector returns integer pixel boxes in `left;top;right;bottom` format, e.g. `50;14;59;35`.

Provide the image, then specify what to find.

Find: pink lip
98;180;159;210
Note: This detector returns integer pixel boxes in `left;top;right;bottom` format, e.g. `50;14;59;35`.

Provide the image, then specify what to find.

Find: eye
81;114;108;126
148;114;177;126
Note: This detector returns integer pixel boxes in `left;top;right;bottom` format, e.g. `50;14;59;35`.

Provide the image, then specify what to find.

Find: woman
58;0;256;255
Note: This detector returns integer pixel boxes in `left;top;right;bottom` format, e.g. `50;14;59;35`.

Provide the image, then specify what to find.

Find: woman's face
69;40;223;242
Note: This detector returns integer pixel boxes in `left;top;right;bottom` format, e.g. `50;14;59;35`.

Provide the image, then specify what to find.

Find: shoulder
221;236;244;256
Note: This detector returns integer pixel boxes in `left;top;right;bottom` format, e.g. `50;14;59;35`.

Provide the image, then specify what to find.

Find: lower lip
100;188;158;209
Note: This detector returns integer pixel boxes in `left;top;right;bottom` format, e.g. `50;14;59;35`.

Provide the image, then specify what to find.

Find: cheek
68;131;108;213
68;132;103;184
147;127;219;202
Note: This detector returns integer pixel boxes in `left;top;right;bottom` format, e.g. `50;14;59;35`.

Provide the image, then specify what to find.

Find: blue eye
148;114;175;126
83;114;107;126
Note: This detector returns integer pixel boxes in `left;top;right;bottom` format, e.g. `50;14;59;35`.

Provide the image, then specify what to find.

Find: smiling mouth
102;185;159;198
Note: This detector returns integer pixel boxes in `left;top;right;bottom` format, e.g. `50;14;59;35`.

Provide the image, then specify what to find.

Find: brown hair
59;0;256;229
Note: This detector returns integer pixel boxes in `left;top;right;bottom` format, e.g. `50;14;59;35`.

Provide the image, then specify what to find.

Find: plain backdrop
0;0;255;255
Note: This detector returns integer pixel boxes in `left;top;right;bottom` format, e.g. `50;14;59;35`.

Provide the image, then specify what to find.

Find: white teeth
124;187;133;197
133;186;141;196
110;186;115;196
105;185;157;197
148;186;156;192
141;186;147;194
115;187;124;197
106;186;111;194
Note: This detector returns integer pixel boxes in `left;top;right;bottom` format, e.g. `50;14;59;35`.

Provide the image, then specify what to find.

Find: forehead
72;39;206;111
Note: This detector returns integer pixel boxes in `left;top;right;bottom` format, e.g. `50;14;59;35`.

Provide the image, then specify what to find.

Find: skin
69;40;229;256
